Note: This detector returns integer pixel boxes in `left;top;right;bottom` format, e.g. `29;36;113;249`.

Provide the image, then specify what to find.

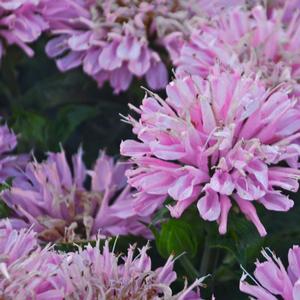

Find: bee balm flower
56;240;206;299
121;70;300;236
2;148;150;242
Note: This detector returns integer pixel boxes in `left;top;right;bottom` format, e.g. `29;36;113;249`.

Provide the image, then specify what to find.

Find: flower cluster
240;246;300;299
2;148;150;242
121;70;300;236
41;0;193;93
0;220;205;299
176;3;300;96
41;0;237;93
0;123;27;184
0;0;47;60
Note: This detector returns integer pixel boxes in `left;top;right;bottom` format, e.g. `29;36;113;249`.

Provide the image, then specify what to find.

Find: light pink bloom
240;246;300;300
121;70;300;236
56;239;206;299
0;220;63;299
2;148;150;242
176;4;300;96
0;0;47;59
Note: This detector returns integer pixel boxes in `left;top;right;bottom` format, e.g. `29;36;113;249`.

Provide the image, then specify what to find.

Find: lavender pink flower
240;246;300;299
121;70;300;236
56;240;205;299
1;148;150;242
0;220;207;299
0;0;47;60
176;4;300;96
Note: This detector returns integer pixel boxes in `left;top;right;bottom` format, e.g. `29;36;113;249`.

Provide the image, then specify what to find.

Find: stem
180;255;200;281
199;235;211;276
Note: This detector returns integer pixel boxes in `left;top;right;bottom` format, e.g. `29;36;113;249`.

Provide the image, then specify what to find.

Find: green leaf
49;104;98;146
156;219;198;258
0;201;11;219
11;109;49;150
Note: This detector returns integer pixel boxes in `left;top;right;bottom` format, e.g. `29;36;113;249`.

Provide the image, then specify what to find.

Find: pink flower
56;239;206;299
121;70;300;236
41;0;257;93
0;220;63;299
0;0;47;59
40;0;210;93
176;4;300;96
0;220;208;299
0;123;27;183
240;246;300;299
1;148;150;242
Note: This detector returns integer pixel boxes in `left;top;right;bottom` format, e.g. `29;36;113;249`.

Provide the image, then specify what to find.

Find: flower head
240;246;300;299
0;0;47;59
176;3;300;96
0;221;207;299
56;239;205;299
2;148;150;242
121;70;300;236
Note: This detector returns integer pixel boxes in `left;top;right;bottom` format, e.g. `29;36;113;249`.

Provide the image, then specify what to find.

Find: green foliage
155;218;199;258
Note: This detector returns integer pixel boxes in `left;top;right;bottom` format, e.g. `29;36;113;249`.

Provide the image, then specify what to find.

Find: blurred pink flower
176;4;300;96
240;246;300;299
121;70;300;236
0;123;27;183
41;0;216;93
0;0;47;59
2;148;150;242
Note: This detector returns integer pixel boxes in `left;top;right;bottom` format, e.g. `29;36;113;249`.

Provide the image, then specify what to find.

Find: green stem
199;235;211;276
180;255;200;281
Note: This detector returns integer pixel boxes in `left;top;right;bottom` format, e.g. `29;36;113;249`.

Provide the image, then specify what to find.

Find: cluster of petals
40;0;243;93
41;0;196;93
176;2;300;96
0;123;27;184
1;148;150;242
121;69;300;236
0;0;47;60
0;220;63;299
240;246;300;299
0;220;205;299
56;240;205;299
